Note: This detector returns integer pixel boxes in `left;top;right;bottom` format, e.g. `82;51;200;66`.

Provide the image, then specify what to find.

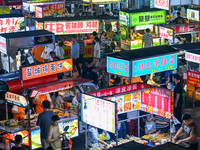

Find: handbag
61;135;70;150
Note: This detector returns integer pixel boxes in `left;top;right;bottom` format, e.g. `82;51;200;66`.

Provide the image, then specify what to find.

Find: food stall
0;30;55;72
34;15;118;58
86;82;174;149
119;8;166;50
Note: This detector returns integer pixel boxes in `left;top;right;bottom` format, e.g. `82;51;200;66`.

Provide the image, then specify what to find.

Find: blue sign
107;56;130;77
132;54;177;77
23;2;29;12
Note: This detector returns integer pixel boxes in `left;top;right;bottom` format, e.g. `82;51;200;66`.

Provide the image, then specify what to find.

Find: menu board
107;56;130;77
81;94;116;133
159;26;174;40
5;92;27;108
187;9;200;21
187;70;200;87
141;87;173;119
132;54;178;77
31;119;79;149
130;10;166;26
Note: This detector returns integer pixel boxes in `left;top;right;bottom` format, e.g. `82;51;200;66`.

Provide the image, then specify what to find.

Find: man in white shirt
54;42;64;59
1;52;14;72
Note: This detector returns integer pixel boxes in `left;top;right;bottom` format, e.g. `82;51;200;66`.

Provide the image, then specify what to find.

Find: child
145;115;156;135
11;135;25;150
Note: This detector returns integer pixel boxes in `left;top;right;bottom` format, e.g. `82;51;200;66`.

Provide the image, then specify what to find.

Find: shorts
41;138;49;150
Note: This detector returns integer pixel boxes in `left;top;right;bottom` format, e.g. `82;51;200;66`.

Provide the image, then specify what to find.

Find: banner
187;70;200;87
21;58;73;81
40;20;99;35
141;87;173;119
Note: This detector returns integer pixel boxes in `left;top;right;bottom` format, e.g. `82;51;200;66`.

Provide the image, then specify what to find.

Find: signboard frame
159;26;174;41
5;92;27;108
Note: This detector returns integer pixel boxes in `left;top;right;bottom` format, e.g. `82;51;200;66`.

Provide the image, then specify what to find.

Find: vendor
173;114;198;150
171;12;184;24
11;105;25;119
53;91;65;109
107;27;116;40
145;115;156;135
33;94;53;114
130;26;141;40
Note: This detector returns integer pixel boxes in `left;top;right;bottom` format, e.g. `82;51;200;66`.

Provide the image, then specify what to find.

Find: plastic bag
170;123;176;134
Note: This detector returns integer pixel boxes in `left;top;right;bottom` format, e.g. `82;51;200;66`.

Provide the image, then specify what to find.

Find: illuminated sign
107;56;130;77
0;36;6;54
119;11;130;26
81;94;116;133
5;92;27;107
0;17;24;33
130;10;166;26
154;0;169;10
21;58;73;81
37;20;99;35
187;8;200;21
187;70;200;87
132;54;177;77
159;26;174;40
168;24;200;35
185;52;200;63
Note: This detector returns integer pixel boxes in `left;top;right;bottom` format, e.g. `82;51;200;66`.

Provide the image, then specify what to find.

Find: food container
161;139;168;144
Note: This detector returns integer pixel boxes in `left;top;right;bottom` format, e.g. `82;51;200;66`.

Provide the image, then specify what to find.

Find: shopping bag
170;123;176;134
173;116;181;125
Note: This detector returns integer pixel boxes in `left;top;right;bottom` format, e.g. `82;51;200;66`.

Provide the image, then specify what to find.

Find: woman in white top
94;37;100;59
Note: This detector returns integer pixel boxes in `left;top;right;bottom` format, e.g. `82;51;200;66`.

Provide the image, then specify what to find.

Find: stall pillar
138;110;140;137
5;102;8;120
85;123;88;150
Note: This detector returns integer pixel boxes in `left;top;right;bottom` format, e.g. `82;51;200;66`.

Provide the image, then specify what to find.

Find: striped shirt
77;38;85;54
142;33;153;48
155;115;169;129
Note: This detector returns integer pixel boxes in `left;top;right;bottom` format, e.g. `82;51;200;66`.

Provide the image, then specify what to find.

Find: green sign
120;25;128;40
119;11;130;26
130;10;166;26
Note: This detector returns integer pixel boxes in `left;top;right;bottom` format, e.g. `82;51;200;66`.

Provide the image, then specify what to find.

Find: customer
54;41;64;59
171;12;184;24
31;46;44;64
71;38;81;76
142;28;153;48
173;113;198;150
145;115;156;135
174;74;183;123
82;60;93;79
11;135;25;150
107;27;116;40
36;101;55;150
47;115;62;150
77;33;85;67
93;37;101;66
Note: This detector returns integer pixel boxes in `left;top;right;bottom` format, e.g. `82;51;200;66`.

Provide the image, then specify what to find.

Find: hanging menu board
81;94;116;133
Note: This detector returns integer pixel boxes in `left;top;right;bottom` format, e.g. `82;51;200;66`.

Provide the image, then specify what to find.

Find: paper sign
5;92;27;107
21;58;73;81
187;9;200;21
81;94;116;133
159;26;174;40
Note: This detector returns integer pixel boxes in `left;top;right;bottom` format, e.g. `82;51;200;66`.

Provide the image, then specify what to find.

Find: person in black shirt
11;135;25;150
174;74;183;123
171;12;184;24
87;67;99;85
82;60;94;79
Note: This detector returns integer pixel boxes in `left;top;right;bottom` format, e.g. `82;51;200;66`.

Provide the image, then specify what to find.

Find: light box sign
39;20;99;35
0;17;24;33
132;54;177;77
168;24;200;35
159;26;174;40
5;92;27;108
107;56;130;77
187;70;200;87
130;10;166;26
119;11;130;26
185;52;200;63
81;94;116;133
154;0;169;10
187;9;200;21
21;58;73;81
0;36;6;54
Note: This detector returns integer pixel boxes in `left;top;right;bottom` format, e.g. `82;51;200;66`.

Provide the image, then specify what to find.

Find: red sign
154;0;169;10
185;52;200;64
41;20;99;35
21;58;73;81
88;83;150;97
187;70;200;87
141;87;172;119
168;24;200;35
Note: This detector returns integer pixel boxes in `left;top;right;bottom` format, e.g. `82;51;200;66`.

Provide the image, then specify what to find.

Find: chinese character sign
119;11;130;26
21;58;73;81
0;17;24;34
187;70;200;87
154;0;169;10
81;94;116;133
107;57;130;77
168;24;199;34
0;36;6;54
130;10;166;26
5;92;27;107
132;54;177;77
141;87;173;119
185;52;200;64
159;26;174;40
187;9;200;21
83;0;119;2
43;20;99;35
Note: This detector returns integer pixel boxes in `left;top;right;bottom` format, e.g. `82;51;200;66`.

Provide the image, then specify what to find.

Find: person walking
142;28;153;48
71;38;81;76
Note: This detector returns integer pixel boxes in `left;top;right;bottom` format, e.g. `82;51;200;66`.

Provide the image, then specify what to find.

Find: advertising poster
141;87;173;119
0;36;6;54
130;10;166;26
81;94;116;133
159;26;174;40
119;11;130;26
187;9;199;21
132;54;178;77
0;17;24;33
187;70;200;87
43;20;99;35
107;56;130;77
154;0;169;10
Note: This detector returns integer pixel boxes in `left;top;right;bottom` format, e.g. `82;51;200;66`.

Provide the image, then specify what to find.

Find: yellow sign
0;6;10;14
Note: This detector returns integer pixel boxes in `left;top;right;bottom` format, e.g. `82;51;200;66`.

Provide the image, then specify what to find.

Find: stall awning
107;45;179;61
29;77;92;97
172;42;200;51
33;15;119;22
